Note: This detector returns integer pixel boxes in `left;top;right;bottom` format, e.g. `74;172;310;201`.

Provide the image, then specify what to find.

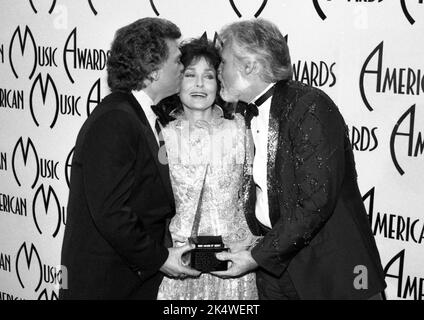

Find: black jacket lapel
127;93;175;206
242;126;262;236
267;80;289;226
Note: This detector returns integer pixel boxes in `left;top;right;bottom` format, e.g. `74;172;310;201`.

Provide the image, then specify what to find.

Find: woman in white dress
157;36;258;300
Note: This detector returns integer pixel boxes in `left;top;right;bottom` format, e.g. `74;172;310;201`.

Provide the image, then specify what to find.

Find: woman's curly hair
179;36;221;73
107;17;181;92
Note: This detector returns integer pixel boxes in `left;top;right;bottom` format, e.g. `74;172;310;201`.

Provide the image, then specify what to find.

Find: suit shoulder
286;81;329;100
74;95;139;151
279;82;346;134
84;92;141;129
284;82;337;112
91;92;135;115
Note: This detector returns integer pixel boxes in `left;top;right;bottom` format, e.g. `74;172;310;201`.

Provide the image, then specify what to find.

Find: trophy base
190;248;228;272
186;236;228;272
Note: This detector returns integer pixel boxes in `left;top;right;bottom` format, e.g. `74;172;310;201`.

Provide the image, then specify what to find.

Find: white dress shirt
250;83;275;228
132;90;161;146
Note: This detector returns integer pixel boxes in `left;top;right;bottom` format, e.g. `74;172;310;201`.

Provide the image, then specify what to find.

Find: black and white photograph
0;0;423;306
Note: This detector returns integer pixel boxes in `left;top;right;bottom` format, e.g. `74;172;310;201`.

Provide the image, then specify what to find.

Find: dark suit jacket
60;92;175;299
244;80;386;299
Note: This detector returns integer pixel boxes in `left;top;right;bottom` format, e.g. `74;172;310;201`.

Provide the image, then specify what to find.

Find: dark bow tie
241;84;276;129
243;103;259;129
151;104;173;126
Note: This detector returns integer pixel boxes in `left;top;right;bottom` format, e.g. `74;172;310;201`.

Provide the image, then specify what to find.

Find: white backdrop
0;0;423;300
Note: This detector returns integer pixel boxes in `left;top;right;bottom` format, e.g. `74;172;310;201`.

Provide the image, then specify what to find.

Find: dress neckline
171;105;225;129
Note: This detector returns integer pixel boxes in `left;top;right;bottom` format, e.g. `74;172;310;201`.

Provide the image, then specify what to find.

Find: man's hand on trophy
211;249;258;278
160;244;201;279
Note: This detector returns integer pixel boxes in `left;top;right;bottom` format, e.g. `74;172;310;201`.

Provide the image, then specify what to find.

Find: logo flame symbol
32;184;62;238
12;137;40;189
29;0;57;14
313;0;327;20
15;242;43;292
9;25;37;79
229;0;268;18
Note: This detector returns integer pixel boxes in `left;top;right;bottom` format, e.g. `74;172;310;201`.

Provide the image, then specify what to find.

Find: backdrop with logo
0;0;423;300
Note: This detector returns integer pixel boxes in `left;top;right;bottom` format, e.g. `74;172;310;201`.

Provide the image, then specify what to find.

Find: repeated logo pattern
0;0;422;300
313;0;423;25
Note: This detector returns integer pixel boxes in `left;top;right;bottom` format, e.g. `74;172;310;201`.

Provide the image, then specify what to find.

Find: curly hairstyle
179;37;221;72
159;36;235;121
107;17;181;92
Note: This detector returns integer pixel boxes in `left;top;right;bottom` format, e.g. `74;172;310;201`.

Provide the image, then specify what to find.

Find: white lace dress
157;107;258;300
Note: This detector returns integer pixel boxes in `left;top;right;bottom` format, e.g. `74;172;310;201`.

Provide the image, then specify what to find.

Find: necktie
154;117;165;148
150;104;166;147
242;84;276;129
154;117;168;165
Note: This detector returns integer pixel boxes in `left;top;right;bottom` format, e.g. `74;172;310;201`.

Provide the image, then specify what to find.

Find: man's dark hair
107;17;181;92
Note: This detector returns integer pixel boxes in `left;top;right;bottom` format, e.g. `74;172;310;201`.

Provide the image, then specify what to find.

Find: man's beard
219;75;250;103
220;86;240;103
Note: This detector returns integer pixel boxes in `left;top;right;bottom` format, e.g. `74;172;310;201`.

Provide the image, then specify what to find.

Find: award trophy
185;165;228;272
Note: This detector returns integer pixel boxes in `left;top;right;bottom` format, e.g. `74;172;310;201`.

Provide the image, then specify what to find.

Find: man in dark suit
213;18;386;300
60;18;200;300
